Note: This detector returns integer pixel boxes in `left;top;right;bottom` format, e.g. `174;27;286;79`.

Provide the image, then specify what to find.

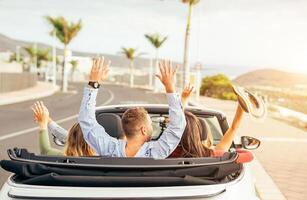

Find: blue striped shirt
78;87;186;159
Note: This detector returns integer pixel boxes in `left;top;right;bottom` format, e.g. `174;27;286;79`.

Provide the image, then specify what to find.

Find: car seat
96;113;125;139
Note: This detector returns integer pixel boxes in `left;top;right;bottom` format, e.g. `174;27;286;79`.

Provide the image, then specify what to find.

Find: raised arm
181;84;194;108
48;119;68;144
215;103;244;151
32;101;62;156
150;60;186;158
39;129;63;155
78;57;117;155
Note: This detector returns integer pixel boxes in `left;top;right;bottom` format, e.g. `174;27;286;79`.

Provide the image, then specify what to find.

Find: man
45;86;192;149
78;57;186;158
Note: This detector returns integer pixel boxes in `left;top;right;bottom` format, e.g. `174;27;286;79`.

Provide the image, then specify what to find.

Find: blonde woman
31;101;96;156
169;84;245;158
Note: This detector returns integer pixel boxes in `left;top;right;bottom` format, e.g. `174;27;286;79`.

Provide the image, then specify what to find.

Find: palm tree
182;0;200;89
120;47;141;88
36;48;51;68
144;33;167;90
45;16;82;92
23;46;37;67
24;46;51;68
9;52;23;63
24;46;51;78
69;60;78;82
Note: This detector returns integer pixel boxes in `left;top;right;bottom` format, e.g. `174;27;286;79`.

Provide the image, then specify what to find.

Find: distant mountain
233;69;307;88
0;33;154;68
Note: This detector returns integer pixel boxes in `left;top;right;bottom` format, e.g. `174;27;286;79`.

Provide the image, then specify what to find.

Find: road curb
0;82;60;106
189;99;287;200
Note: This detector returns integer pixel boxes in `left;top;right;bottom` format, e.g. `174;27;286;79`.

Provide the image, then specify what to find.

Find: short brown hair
121;107;149;138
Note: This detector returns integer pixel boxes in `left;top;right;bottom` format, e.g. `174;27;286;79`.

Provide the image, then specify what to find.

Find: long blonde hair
179;111;213;158
64;123;96;156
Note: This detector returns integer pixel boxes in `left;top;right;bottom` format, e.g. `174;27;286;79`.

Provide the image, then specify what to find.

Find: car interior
96;112;223;146
0;107;245;187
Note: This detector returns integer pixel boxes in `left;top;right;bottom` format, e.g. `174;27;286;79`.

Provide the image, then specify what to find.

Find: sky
0;0;306;75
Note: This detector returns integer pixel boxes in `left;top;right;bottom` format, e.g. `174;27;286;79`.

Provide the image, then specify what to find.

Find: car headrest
198;118;209;141
96;113;124;139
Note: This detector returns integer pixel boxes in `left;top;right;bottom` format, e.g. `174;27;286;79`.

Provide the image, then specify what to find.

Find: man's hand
31;101;50;130
156;60;178;93
89;56;110;83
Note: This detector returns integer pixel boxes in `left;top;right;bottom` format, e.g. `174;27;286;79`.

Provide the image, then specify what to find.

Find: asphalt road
0;83;167;187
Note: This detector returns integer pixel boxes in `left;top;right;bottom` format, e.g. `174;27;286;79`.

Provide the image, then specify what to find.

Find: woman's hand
31;101;49;130
181;84;194;106
181;84;194;100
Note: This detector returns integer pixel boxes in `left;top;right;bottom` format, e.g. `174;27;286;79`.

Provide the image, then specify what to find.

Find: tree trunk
129;60;134;88
154;50;159;92
62;45;68;92
70;70;74;82
52;30;57;87
182;4;193;89
149;57;153;88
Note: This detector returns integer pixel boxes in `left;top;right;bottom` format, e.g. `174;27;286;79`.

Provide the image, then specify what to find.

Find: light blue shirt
78;87;186;159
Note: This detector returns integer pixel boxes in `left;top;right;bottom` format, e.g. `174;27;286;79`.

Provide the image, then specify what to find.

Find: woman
31;101;96;156
169;84;245;158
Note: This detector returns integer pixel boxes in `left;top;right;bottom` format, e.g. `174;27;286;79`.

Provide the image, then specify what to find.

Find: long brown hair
179;111;213;158
64;123;96;156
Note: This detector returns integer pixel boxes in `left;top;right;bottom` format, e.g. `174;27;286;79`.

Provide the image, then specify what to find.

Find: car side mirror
53;137;65;147
241;136;260;150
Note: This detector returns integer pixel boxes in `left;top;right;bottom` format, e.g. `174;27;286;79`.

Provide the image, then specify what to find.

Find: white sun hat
232;85;267;121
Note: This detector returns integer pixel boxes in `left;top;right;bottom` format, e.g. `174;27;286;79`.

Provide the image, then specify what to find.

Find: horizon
0;0;307;75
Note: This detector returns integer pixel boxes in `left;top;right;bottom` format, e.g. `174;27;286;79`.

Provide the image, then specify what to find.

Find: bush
200;74;237;101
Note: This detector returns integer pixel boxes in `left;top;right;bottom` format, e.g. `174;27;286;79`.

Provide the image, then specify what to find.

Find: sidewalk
191;96;307;200
0;81;59;106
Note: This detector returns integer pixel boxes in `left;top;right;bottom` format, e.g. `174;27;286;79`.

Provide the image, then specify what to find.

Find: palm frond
120;47;137;60
144;33;168;49
45;16;82;45
70;60;79;72
182;0;200;5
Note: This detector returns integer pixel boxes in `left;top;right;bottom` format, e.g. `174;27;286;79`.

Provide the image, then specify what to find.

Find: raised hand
181;84;194;101
156;60;178;93
31;101;49;130
89;56;111;83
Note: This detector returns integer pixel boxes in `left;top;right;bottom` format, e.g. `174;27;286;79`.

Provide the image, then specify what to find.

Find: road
193;96;307;200
0;83;166;186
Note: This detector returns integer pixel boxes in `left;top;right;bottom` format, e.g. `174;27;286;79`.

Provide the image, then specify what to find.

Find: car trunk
1;148;244;199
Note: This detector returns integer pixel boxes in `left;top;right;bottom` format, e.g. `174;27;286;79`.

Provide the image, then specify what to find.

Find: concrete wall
0;73;37;93
0;60;23;73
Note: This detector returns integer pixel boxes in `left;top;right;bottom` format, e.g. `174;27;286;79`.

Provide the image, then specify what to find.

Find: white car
0;105;260;200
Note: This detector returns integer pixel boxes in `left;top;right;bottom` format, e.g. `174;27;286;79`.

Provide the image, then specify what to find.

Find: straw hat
232;85;267;120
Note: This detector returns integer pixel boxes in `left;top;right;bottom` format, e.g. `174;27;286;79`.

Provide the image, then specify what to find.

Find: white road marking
0;89;114;141
259;137;307;143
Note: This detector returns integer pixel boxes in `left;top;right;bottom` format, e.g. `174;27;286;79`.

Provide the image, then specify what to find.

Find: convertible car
0;104;260;200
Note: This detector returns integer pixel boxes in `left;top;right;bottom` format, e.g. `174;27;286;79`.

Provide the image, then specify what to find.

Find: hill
0;33;154;68
233;69;307;88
